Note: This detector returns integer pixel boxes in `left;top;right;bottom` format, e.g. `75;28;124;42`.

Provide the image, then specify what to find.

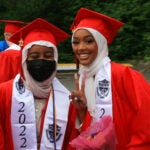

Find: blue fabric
0;40;9;52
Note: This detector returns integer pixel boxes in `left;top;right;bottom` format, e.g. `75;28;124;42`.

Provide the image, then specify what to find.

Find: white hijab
22;40;58;99
72;28;109;116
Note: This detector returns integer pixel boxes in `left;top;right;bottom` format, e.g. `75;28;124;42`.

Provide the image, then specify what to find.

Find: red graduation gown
0;78;74;150
66;62;150;150
0;49;21;83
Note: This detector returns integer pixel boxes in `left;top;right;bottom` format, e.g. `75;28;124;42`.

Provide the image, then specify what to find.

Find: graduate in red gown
68;8;150;150
0;20;26;51
0;18;73;150
0;20;27;83
0;49;21;83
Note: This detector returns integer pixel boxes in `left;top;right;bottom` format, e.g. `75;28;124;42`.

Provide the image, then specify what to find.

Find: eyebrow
44;50;54;54
73;34;93;39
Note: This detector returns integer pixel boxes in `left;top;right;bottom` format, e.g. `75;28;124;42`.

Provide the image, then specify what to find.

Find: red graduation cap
9;18;70;47
0;20;25;34
70;8;124;44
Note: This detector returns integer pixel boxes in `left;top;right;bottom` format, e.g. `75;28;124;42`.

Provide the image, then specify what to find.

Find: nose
38;54;45;59
78;42;86;50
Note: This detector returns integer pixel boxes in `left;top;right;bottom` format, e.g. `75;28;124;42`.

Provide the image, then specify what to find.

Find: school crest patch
97;79;110;98
46;124;62;143
16;81;25;94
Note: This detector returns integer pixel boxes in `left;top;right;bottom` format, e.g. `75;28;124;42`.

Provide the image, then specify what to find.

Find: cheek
90;45;98;61
72;46;77;54
93;45;98;58
93;48;98;58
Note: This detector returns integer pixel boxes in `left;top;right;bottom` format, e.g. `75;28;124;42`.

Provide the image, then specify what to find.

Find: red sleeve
0;115;4;150
124;67;150;150
0;80;14;150
62;103;78;150
80;109;92;131
0;50;20;83
63;102;92;150
112;62;150;150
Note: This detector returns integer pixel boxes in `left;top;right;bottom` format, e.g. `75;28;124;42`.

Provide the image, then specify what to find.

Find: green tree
0;0;149;62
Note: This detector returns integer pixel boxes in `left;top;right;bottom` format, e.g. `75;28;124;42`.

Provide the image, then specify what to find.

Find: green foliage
0;0;149;62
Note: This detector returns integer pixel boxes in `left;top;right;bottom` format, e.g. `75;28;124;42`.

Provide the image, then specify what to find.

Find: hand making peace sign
69;73;87;123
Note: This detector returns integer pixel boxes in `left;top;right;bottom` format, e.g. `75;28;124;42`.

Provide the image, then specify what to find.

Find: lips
79;53;89;60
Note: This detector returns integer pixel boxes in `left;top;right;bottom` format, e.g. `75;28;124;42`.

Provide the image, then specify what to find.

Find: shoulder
0;49;20;56
111;61;150;89
0;40;4;43
6;44;20;51
0;49;20;63
0;40;6;44
111;61;144;78
111;62;127;73
111;61;150;91
0;40;8;51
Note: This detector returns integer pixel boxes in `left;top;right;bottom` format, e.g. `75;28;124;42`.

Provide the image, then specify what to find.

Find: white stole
94;59;112;122
11;74;70;150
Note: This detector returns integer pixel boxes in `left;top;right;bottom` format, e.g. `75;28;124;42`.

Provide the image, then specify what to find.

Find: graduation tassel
51;84;57;150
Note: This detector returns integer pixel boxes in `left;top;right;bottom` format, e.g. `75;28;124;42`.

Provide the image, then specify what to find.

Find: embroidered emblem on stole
46;124;62;143
97;79;110;98
16;80;25;94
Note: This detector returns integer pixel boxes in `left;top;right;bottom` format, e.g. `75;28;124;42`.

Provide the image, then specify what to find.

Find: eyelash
86;39;94;44
28;54;54;59
72;39;94;45
72;41;79;45
45;55;54;59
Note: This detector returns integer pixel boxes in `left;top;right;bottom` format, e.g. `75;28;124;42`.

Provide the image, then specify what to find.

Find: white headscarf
22;40;58;99
72;28;109;116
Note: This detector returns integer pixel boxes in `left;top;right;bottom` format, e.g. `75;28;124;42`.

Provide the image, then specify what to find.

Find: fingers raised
74;73;79;91
81;75;85;93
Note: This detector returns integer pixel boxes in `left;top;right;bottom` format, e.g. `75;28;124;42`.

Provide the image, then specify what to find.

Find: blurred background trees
0;0;149;63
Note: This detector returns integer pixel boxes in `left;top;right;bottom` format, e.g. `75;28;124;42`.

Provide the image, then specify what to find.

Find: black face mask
26;59;56;82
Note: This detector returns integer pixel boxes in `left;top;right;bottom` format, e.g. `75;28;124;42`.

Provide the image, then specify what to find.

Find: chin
80;61;91;66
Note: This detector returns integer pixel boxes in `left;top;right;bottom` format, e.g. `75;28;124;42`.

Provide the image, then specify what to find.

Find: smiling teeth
79;54;88;59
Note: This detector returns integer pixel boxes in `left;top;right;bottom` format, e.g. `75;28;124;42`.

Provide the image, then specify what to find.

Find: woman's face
72;29;98;66
26;45;56;82
27;45;54;60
